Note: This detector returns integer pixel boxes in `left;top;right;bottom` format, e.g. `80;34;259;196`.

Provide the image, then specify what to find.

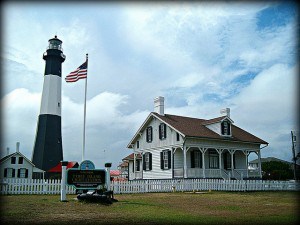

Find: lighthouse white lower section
40;74;61;116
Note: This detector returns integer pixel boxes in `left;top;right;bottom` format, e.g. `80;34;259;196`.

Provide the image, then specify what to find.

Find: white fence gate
0;178;299;195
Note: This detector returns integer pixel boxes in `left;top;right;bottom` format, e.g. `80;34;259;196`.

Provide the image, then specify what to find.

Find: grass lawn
0;191;299;225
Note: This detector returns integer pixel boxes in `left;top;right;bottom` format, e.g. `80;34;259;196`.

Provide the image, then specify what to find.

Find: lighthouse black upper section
43;36;65;77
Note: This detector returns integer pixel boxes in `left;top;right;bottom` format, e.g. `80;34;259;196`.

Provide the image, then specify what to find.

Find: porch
173;146;262;180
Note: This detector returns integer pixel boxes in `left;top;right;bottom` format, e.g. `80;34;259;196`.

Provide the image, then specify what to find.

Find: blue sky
1;1;298;169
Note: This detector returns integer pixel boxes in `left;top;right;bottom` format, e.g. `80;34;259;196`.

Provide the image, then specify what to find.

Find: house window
4;168;15;178
11;157;16;164
143;152;152;171
191;150;202;168
18;157;24;164
221;120;231;135
18;168;28;178
160;150;171;170
176;133;180;141
209;150;219;169
146;126;153;142
159;123;167;140
136;141;139;149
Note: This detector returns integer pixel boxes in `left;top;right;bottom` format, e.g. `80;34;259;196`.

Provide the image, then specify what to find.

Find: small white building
127;97;268;180
0;143;44;179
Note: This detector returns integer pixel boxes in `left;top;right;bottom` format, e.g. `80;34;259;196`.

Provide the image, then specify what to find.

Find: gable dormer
204;108;234;137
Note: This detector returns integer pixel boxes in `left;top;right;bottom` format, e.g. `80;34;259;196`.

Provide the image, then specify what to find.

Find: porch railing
177;168;259;180
187;168;203;178
174;168;183;178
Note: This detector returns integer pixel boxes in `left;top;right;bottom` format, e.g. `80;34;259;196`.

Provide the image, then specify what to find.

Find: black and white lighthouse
32;36;66;172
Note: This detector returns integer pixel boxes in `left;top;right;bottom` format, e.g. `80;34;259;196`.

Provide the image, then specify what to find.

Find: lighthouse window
58;102;60;107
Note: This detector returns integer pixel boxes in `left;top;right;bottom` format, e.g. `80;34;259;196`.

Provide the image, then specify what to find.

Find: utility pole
291;131;297;180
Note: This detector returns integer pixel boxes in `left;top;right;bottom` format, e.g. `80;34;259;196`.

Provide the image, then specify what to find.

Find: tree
261;161;294;180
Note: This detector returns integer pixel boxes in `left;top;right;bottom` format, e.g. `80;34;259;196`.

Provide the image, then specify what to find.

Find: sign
79;160;95;170
67;169;106;189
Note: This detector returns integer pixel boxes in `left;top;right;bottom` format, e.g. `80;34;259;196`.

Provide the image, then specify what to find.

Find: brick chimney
154;96;164;116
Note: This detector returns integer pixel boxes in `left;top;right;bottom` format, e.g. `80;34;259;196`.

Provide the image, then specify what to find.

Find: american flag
65;61;88;82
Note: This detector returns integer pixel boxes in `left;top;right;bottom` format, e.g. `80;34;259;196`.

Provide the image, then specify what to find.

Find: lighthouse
32;36;66;172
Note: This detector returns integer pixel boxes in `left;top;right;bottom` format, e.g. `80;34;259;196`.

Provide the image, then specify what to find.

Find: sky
1;1;298;169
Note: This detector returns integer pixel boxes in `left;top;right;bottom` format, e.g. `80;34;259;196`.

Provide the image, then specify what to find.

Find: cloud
1;88;41;157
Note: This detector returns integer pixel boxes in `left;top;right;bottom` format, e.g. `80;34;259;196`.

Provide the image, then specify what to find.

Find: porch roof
123;153;142;161
153;113;268;145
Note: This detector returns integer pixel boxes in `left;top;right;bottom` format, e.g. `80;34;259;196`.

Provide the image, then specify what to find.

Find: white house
127;97;268;180
0;143;44;179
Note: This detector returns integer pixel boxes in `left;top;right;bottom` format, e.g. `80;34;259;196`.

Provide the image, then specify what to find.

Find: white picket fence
0;178;299;195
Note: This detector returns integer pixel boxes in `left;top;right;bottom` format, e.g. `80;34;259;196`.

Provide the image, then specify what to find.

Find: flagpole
82;53;88;162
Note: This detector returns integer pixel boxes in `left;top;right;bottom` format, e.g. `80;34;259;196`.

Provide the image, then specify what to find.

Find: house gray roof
249;157;292;164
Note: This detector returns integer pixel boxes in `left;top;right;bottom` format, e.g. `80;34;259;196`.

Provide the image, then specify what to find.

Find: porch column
200;147;207;178
183;145;187;178
230;150;234;177
216;148;223;177
244;151;249;178
133;152;136;179
229;149;236;178
257;150;262;179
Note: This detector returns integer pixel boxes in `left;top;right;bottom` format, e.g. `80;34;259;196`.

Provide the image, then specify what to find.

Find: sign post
105;162;112;191
66;160;116;203
61;161;68;202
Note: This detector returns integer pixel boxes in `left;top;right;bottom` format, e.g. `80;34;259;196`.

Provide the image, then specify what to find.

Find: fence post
60;161;68;201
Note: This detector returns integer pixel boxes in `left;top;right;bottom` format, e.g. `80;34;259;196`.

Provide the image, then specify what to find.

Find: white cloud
1;88;41;158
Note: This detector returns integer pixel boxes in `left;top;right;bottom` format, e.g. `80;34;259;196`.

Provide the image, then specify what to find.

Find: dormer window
221;120;231;136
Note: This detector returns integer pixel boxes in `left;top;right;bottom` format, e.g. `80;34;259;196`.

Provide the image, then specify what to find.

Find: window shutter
160;152;164;169
228;124;231;135
221;122;225;135
191;151;195;168
143;154;146;170
146;128;149;142
233;154;236;169
168;150;171;169
164;124;167;139
25;169;28;178
200;152;203;168
159;124;162;139
150;127;153;142
4;168;7;177
149;153;152;170
12;169;15;178
17;169;20;178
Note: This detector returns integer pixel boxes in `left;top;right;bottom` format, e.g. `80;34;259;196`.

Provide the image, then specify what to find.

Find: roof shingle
153;113;268;145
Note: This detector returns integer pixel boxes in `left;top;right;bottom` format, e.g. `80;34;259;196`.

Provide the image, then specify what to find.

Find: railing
221;169;230;180
135;171;143;179
205;169;221;178
248;169;261;178
187;168;203;178
1;178;299;195
173;168;183;178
